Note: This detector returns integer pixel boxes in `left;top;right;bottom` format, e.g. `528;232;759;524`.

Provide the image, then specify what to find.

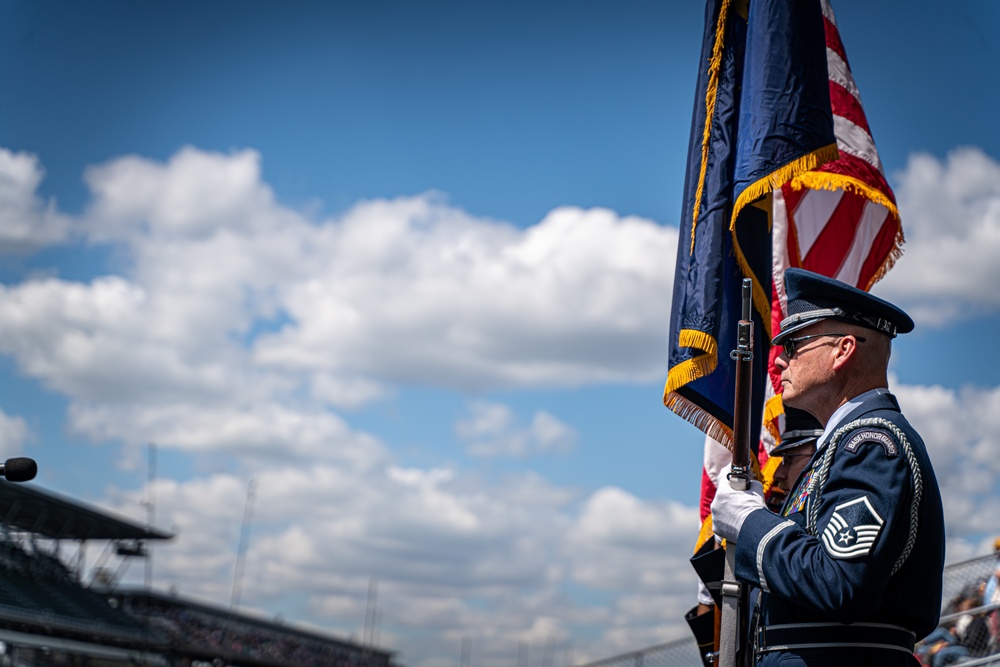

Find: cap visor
771;318;822;346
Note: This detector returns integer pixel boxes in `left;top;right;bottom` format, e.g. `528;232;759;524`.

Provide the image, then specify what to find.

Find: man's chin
766;488;788;512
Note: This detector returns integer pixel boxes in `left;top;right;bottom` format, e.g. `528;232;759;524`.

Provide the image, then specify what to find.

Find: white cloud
456;401;577;458
0;276;242;403
100;467;697;667
83;146;282;241
7;142;998;667
569;488;698;591
0;145;696;665
0;410;29;456
892;377;1000;560
67;401;389;467
84;368;1000;667
0;148;71;252
310;372;390;410
250;197;676;390
877;147;1000;325
0;148;676;452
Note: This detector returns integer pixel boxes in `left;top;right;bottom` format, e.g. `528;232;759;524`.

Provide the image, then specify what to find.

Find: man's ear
831;335;860;371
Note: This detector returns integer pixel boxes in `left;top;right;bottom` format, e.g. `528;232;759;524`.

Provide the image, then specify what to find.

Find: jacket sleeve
732;429;914;622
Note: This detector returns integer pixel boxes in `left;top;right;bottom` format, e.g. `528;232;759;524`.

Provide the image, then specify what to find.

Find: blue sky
1;2;1000;667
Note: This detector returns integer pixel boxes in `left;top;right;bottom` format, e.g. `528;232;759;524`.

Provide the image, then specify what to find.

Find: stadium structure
0;479;395;667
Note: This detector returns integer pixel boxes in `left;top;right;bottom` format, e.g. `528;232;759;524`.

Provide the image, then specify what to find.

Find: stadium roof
118;589;396;662
0;480;173;541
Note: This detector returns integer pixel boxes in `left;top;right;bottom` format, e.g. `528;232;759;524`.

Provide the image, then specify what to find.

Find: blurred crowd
132;596;386;667
916;538;1000;666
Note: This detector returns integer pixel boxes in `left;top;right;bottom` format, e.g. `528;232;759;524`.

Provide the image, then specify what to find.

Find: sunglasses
777;452;814;463
781;333;866;358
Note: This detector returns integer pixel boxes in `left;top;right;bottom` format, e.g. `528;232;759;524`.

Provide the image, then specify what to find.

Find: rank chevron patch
821;495;884;559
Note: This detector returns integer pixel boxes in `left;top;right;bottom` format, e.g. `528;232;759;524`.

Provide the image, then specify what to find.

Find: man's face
773;322;841;413
772;442;817;494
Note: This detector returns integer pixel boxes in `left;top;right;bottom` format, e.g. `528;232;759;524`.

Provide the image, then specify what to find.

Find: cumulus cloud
877;147;1000;325
0;148;71;252
7;142;997;667
456;401;577;458
83;371;999;667
100;466;698;667
67;402;389;466
0;147;676;442
100;376;992;667
0;410;30;455
0;144;695;665
82;147;282;241
251;198;677;390
892;377;1000;561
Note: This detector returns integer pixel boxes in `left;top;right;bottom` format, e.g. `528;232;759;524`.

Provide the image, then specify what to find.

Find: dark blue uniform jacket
734;392;945;665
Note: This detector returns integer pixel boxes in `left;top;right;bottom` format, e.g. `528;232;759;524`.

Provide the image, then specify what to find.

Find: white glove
710;465;765;542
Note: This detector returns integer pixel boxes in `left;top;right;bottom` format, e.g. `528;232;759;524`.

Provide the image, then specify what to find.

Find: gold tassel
689;0;733;255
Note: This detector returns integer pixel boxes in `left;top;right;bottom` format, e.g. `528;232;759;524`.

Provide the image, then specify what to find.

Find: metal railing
574;637;703;667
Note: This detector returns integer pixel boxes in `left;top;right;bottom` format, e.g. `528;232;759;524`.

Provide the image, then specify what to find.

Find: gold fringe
730;143;840;337
760;451;781;495
730;243;774;341
663;354;716;395
789;171;900;222
763;394;784;442
695;515;716;553
789;172;906;291
663;329;719;396
679;328;718;354
731;143;840;224
663;329;726;449
663;390;733;449
865;224;906;290
689;0;733;255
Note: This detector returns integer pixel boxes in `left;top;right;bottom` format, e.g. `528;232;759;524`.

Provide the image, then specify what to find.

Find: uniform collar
816;387;892;450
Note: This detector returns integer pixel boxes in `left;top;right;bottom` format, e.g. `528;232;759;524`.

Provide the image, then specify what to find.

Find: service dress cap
771;406;823;456
772;268;914;346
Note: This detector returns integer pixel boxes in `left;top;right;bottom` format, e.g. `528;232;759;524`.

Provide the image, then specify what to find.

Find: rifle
716;278;755;667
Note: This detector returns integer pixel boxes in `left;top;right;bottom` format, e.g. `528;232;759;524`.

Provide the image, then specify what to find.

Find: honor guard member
711;268;945;666
766;407;824;513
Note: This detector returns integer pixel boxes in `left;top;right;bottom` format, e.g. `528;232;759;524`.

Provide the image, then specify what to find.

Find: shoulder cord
805;417;923;576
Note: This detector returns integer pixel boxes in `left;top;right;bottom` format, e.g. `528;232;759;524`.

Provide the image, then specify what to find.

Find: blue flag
664;0;837;448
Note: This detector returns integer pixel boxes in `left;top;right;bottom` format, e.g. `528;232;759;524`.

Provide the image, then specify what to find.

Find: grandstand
575;552;1000;667
0;479;395;667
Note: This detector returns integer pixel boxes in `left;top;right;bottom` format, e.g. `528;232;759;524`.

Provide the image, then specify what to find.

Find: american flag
697;0;904;545
766;0;904;418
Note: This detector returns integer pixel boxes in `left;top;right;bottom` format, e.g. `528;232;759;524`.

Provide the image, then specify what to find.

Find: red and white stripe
699;0;903;546
769;0;903;394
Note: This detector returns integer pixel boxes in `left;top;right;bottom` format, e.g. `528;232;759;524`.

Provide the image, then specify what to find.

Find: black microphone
1;458;37;482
